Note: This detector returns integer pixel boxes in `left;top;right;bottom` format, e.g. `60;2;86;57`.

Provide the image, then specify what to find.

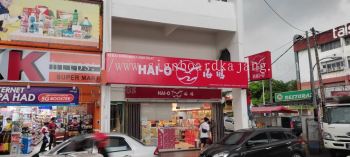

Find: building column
100;0;112;133
100;85;111;132
232;88;249;130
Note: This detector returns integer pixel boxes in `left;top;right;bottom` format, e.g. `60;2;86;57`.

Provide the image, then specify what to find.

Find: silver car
40;133;158;157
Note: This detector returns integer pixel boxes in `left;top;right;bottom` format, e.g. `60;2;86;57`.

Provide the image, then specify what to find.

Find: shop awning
251;106;298;114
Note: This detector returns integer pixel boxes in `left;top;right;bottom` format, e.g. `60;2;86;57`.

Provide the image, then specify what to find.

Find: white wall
298;43;350;83
112;19;228;60
112;0;236;31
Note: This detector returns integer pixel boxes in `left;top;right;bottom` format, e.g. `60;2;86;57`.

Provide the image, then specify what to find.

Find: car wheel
291;152;303;157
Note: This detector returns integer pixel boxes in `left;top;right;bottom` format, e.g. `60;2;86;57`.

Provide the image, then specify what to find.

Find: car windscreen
327;106;350;124
219;132;250;145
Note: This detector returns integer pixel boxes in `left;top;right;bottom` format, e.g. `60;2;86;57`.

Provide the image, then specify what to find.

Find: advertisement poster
248;51;272;81
0;48;101;83
0;86;79;106
0;0;100;48
106;53;248;88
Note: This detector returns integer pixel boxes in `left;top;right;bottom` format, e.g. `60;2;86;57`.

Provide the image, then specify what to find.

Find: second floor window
345;36;350;46
320;39;341;52
321;59;345;73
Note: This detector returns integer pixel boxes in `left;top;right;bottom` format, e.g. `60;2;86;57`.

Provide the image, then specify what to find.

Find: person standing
199;117;210;149
39;122;49;152
48;117;57;150
93;132;109;157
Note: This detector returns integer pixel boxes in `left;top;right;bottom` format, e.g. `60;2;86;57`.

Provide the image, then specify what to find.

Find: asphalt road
160;150;348;157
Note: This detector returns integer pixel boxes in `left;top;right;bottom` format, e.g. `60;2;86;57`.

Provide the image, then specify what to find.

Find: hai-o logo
175;60;200;85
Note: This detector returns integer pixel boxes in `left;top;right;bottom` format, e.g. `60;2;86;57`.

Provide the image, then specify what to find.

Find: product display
0;105;93;155
141;103;212;150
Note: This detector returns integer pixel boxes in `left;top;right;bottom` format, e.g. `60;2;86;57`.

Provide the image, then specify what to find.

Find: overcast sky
243;0;350;82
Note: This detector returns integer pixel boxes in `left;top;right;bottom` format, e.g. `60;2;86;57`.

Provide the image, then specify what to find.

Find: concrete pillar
100;0;112;133
232;88;249;130
100;85;111;132
232;0;249;130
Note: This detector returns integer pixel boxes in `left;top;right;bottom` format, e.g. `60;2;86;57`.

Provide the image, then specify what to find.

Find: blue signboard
0;86;79;106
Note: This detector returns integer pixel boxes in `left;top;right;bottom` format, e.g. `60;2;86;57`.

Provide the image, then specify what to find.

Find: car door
267;131;291;157
56;137;94;155
106;136;134;157
242;132;270;157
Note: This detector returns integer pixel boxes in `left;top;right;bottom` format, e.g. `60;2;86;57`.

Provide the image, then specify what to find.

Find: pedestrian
48;117;57;150
3;117;12;132
93;132;109;157
39;122;49;152
199;117;211;149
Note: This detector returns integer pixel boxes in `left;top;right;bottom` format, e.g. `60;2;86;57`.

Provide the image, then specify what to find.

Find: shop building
101;0;249;151
294;23;350;97
0;0;102;155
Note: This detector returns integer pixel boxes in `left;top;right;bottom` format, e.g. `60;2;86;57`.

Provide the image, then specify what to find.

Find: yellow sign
0;0;100;48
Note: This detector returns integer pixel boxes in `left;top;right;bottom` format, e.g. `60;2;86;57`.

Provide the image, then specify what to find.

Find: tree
248;79;297;106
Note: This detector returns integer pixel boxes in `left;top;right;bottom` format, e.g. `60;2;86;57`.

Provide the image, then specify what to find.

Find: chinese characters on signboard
106;53;248;88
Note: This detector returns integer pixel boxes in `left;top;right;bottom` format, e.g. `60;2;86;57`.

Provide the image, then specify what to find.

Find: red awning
251;106;298;114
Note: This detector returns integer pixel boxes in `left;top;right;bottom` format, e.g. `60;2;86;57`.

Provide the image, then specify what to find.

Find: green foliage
248;79;297;106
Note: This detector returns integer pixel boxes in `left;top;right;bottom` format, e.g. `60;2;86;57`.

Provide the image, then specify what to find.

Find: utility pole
269;79;273;104
262;81;265;105
306;31;317;107
311;28;325;109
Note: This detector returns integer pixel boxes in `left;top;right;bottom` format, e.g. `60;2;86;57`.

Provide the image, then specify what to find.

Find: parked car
224;116;234;131
40;133;158;157
200;128;305;157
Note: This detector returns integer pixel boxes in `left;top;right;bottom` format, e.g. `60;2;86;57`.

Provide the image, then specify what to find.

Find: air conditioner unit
320;69;327;74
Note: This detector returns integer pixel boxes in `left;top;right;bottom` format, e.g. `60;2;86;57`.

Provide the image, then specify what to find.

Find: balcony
111;0;237;31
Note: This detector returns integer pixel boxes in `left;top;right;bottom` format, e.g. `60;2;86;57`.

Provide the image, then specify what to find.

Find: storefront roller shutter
125;103;141;139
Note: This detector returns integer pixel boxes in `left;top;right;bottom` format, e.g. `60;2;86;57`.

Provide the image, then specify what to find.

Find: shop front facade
103;52;248;151
0;47;102;155
0;0;102;154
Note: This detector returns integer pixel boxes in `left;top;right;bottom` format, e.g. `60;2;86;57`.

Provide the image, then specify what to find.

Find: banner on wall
248;51;272;81
0;0;100;48
0;49;101;83
106;53;248;88
0;86;79;106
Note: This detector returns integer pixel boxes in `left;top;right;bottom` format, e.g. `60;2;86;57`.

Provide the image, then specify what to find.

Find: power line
263;0;306;32
272;44;293;65
271;40;294;53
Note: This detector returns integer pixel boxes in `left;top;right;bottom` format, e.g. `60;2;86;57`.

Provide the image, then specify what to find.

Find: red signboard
106;53;248;88
248;51;272;81
125;87;221;100
0;48;101;83
331;91;350;97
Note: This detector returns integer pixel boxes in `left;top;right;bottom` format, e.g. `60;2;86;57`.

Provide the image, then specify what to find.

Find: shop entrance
110;102;125;133
0;84;100;155
140;102;213;150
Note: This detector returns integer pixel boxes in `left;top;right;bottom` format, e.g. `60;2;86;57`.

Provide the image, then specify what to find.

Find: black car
200;128;305;157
